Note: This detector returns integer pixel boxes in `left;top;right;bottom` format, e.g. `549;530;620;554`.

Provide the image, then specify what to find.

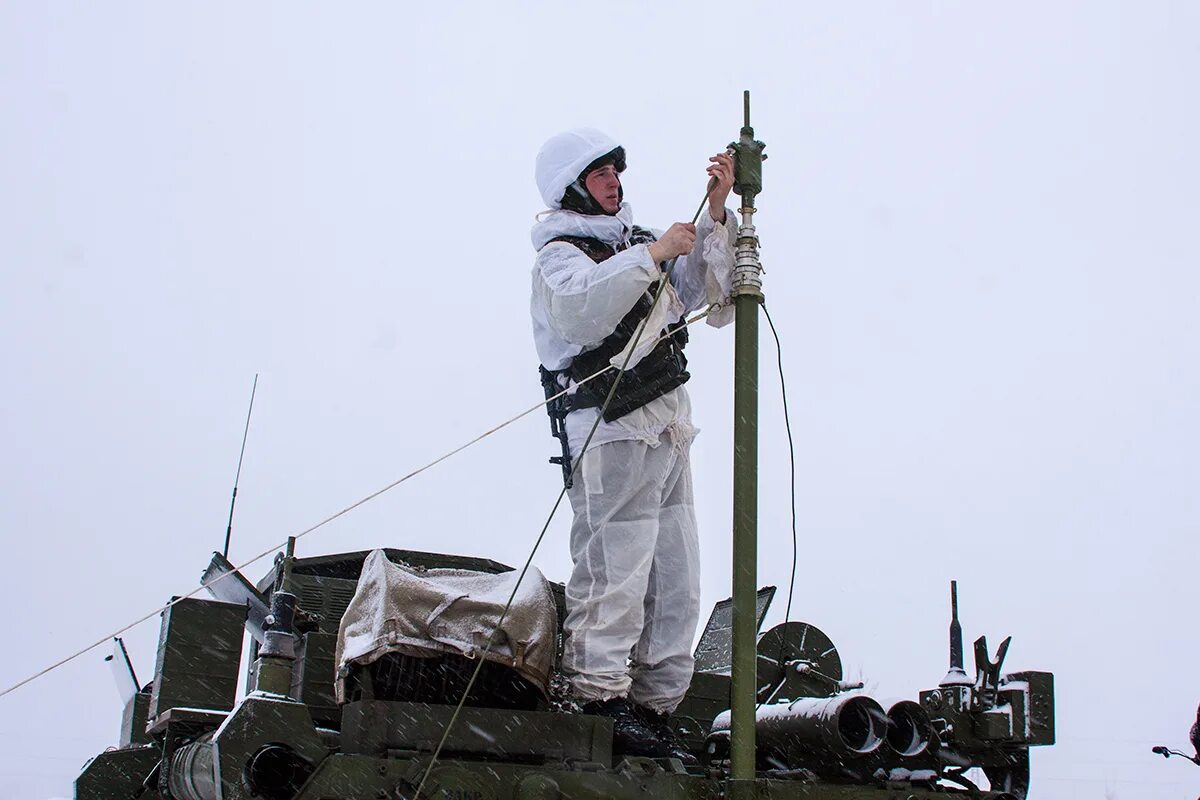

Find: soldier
530;128;736;762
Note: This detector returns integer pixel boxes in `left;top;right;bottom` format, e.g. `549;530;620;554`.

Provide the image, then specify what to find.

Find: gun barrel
885;700;936;758
712;694;886;768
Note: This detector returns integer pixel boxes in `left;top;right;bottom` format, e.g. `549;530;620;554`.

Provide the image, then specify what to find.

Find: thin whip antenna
223;373;259;558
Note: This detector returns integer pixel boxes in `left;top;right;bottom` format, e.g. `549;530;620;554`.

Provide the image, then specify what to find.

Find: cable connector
732;221;764;299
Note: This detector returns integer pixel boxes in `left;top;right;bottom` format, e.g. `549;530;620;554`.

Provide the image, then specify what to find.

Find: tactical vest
546;226;690;423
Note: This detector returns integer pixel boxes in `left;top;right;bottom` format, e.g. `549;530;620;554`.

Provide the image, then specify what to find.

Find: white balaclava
535;128;624;211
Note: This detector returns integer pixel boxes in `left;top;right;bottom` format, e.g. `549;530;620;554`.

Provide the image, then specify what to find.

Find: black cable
1152;745;1200;766
762;302;799;700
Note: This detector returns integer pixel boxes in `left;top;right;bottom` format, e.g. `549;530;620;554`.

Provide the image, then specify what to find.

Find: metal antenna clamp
730;90;766;301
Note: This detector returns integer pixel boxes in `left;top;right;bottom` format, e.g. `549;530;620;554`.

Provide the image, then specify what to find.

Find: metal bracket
973;634;1012;711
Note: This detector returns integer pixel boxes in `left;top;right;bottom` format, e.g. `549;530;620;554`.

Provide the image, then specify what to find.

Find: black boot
581;698;670;759
636;705;701;767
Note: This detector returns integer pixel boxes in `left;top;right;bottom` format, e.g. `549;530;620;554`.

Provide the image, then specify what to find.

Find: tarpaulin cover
334;549;557;703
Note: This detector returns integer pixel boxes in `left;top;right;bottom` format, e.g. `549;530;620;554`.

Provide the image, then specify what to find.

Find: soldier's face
584;165;621;214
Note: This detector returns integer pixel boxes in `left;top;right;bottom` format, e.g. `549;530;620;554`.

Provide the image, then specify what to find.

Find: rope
0;305;722;702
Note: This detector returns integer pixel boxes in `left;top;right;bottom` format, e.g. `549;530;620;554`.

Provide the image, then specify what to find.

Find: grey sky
1;3;1197;798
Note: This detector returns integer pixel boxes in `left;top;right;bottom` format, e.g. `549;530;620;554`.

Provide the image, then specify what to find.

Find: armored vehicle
75;92;1055;799
76;544;1053;800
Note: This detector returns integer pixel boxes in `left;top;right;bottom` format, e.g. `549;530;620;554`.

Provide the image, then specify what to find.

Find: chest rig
538;226;690;487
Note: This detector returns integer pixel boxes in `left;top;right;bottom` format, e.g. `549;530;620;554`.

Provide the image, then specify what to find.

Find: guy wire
414;188;717;797
0;303;721;702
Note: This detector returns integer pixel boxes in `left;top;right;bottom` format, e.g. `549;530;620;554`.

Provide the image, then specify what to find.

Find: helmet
535;128;626;211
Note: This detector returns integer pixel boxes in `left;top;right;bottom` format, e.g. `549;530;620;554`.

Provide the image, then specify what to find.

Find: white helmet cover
535;128;622;210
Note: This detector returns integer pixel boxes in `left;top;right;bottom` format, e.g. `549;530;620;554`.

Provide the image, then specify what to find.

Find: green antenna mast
729;89;766;797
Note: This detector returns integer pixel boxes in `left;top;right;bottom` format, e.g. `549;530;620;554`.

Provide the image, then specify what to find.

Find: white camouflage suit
530;129;736;713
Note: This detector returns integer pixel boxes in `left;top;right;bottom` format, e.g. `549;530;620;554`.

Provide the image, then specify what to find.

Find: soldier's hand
649;223;696;263
706;151;735;222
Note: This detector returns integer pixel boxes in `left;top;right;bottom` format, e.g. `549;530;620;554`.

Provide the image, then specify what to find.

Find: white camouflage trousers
562;434;701;713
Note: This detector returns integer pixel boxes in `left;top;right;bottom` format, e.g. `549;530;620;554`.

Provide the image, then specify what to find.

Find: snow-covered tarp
334;549;557;703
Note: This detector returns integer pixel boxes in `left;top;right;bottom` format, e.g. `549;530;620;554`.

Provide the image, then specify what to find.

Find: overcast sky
2;3;1197;798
